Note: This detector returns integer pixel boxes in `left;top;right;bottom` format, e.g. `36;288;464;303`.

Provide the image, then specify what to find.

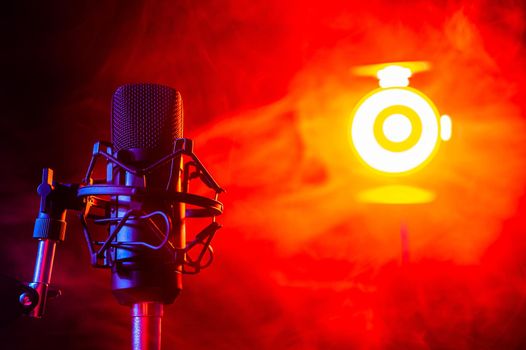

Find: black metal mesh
111;83;183;156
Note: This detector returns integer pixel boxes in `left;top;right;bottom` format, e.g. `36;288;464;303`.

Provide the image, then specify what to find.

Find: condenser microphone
77;83;223;349
110;83;184;306
23;82;223;350
109;84;186;350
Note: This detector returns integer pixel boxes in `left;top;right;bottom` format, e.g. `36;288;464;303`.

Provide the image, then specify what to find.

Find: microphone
76;83;224;349
109;83;185;306
23;83;224;350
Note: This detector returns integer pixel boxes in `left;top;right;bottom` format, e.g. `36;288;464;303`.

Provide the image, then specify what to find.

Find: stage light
350;63;451;174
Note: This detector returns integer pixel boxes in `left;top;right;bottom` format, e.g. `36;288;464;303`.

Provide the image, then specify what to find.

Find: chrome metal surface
131;302;164;350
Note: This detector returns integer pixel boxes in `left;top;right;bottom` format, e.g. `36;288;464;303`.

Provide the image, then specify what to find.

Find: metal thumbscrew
19;292;34;308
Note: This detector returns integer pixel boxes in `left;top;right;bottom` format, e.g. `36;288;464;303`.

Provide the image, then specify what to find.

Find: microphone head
111;83;183;162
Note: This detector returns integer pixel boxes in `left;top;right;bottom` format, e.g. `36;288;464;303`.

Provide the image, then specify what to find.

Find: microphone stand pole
132;302;163;350
26;168;80;317
130;154;186;350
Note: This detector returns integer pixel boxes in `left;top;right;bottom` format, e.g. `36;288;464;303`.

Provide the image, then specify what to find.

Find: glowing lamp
350;64;451;174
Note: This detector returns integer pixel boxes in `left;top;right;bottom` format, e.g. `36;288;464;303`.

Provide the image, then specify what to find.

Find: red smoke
2;0;526;349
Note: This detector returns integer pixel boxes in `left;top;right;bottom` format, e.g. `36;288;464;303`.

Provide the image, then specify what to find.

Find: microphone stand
132;302;164;350
0;168;77;327
25;168;82;317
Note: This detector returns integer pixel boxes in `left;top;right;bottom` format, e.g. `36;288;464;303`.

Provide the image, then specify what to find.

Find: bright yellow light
357;185;436;204
350;63;452;175
350;87;441;174
440;114;452;141
377;65;412;88
352;61;431;77
382;114;412;142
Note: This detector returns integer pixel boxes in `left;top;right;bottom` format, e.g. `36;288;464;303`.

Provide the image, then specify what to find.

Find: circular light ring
373;105;422;152
350;87;441;174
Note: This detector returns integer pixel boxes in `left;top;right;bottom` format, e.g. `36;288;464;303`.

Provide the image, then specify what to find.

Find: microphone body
25;82;223;350
110;83;184;306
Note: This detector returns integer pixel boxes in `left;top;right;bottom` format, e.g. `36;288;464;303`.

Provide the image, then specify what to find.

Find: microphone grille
111;83;183;155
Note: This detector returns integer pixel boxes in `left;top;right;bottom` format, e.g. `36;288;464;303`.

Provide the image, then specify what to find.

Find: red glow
2;0;526;349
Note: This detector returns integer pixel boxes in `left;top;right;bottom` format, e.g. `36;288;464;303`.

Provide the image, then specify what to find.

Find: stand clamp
25;168;82;318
